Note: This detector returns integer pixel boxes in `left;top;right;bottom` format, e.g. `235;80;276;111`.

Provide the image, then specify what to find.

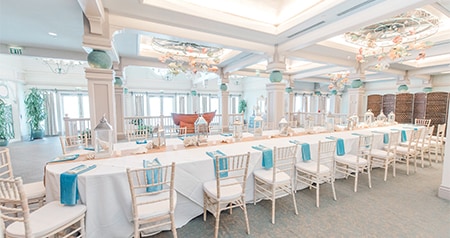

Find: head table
45;125;415;238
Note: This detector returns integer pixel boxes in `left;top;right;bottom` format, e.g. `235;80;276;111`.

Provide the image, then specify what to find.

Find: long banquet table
44;125;413;238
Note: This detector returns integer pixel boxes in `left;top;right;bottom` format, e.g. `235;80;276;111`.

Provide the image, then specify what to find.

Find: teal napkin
60;172;78;205
136;140;147;144
326;136;345;156
60;164;96;205
383;133;389;144
84;147;95;151
206;150;228;178
301;143;311;161
252;145;273;169
143;158;163;192
401;130;407;142
220;133;232;137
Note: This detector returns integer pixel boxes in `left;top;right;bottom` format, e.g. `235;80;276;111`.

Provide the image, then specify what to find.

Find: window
61;93;89;118
294;94;311;113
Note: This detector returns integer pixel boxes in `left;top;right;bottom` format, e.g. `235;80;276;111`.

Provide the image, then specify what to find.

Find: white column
114;87;125;140
266;83;285;128
347;88;366;119
86;68;117;142
221;91;229;132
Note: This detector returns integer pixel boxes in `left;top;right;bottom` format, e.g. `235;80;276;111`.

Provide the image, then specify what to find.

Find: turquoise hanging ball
87;49;112;69
269;70;283;82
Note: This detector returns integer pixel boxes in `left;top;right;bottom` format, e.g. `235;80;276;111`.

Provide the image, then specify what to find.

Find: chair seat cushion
253;168;290;184
395;146;414;154
136;191;177;220
6;201;86;237
23;181;46;200
370;149;390;159
203;178;242;202
336;154;368;166
295;161;330;174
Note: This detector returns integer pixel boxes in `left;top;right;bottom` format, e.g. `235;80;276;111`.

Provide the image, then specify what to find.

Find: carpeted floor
6;136;450;237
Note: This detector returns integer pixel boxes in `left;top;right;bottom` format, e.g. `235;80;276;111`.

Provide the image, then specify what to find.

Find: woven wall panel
413;93;426;120
426;92;449;129
395;93;413;124
382;94;396;115
367;95;382;116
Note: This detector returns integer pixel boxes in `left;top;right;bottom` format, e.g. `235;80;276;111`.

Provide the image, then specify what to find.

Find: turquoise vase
87;49;112;69
423;87;432;93
114;77;123;87
285;87;293;93
269;70;283;82
220;83;228;91
398;84;408;92
351;79;363;88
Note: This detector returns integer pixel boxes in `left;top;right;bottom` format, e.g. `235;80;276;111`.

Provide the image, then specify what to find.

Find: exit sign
9;47;23;55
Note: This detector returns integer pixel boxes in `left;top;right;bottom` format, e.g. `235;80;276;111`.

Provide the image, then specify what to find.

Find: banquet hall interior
1;0;450;237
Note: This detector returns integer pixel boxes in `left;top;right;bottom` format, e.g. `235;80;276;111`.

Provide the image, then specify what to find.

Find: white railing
293;112;349;127
63;116;92;144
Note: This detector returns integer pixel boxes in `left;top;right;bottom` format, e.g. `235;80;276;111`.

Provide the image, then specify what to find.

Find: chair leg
271;195;276;224
170;212;178;238
292;184;298;215
253;179;257;205
393;159;396;177
354;169;358;192
367;165;372;189
316;182;320;208
203;193;207;221
406;156;410;175
214;205;221;238
243;200;250;235
384;162;388;181
413;155;417;173
331;179;337;201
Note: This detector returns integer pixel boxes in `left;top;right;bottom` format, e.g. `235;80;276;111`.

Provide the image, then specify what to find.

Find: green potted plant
24;88;47;140
0;99;15;146
238;99;247;124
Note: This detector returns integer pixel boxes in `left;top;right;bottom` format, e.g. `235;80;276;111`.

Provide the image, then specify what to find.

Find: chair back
436;124;446;144
406;128;423;153
316;140;336;173
386;131;400;156
127;129;148;142
126;162;176;223
0;177;32;235
214;152;250;200
415;118;431;127
357;134;373;158
59;135;88;155
420;125;435;148
272;145;298;183
0;148;14;179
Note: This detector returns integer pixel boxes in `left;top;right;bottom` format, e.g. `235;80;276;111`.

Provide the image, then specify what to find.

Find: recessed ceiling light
48;32;58;37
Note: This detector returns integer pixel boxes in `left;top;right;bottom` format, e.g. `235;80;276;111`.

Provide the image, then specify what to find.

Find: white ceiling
1;0;450;87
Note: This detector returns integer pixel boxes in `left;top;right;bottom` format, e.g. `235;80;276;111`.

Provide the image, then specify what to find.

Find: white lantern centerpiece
151;124;166;148
232;118;243;141
253;115;264;138
195;114;209;146
376;110;387;126
325;113;335;132
94;115;113;158
279;117;289;136
364;109;375;126
388;111;396;124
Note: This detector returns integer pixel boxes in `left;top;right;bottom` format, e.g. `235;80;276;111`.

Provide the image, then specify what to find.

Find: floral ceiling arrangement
345;8;439;71
152;38;222;77
328;71;349;92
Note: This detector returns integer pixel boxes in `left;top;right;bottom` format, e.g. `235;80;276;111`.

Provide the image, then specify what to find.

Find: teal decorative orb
351;79;363;88
220;83;228;91
114;77;123;87
314;91;321;96
398;84;409;92
87;49;112;69
269;70;283;82
331;89;337;95
191;90;197;96
423;87;432;93
285;87;293;93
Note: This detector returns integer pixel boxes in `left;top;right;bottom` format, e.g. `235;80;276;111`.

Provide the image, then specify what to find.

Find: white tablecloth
45;125;409;238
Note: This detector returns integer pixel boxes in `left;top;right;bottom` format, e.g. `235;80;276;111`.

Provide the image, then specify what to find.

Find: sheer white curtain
44;91;58;136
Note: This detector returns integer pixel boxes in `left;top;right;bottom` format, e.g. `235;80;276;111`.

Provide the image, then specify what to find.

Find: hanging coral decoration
328;71;349;92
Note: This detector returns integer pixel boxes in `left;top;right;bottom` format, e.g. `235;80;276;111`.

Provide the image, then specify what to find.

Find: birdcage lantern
377;110;387;124
325;113;335;132
364;109;375;126
232;118;243;141
388;111;396;124
253;115;264;137
195;114;209;146
279;117;289;136
94;115;113;158
151;124;166;148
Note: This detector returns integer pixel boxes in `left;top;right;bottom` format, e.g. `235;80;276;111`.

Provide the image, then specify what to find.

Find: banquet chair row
414;118;431;127
395;127;424;175
429;123;446;163
59;135;89;155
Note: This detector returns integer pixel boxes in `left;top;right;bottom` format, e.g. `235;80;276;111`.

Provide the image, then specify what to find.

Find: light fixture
41;58;83;74
345;8;439;70
152;38;222;77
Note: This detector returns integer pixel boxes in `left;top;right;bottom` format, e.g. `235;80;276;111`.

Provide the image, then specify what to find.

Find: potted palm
24;88;47;140
0;99;15;146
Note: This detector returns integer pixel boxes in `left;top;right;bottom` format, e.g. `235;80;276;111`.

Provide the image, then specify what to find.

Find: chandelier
328;71;349;92
152;38;222;77
41;58;83;74
345;8;439;70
